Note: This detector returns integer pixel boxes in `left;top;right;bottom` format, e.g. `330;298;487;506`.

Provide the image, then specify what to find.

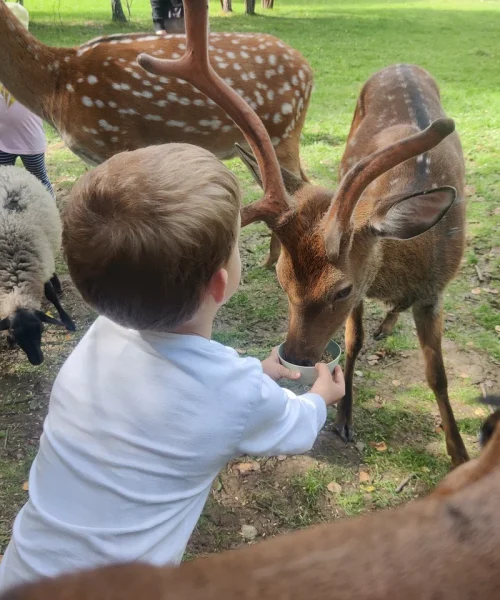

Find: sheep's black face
8;309;44;365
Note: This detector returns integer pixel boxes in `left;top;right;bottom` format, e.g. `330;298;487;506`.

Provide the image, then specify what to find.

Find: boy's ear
207;268;228;305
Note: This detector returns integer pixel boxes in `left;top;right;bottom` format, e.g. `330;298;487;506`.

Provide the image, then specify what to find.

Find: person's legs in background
19;153;55;199
0;150;17;167
150;0;173;33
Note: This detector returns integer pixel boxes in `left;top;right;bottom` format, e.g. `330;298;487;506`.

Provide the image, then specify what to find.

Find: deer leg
262;234;281;269
412;300;469;467
374;310;400;340
335;302;364;442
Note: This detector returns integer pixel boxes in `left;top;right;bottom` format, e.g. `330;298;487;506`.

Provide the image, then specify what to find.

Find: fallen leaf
370;441;388;452
363;485;376;493
355;370;364;377
471;288;482;295
475;408;486;417
460;373;469;379
236;461;260;475
367;355;380;362
22;481;29;491
241;524;257;541
327;481;342;494
392;380;401;387
355;441;366;452
465;184;476;197
496;326;500;334
368;360;378;366
359;471;371;483
435;425;444;434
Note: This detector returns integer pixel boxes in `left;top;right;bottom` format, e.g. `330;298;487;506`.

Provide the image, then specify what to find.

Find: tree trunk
262;0;274;7
245;0;256;15
111;0;127;22
220;0;232;11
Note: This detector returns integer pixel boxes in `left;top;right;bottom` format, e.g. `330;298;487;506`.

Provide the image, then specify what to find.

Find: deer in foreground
136;3;468;465
3;398;500;600
0;1;313;266
138;0;468;466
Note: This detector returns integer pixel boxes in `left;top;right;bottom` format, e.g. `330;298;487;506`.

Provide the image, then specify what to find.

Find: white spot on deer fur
417;155;424;163
112;83;121;90
218;62;229;69
66;84;74;92
425;156;431;166
184;126;196;133
222;125;232;133
131;72;141;80
291;75;299;86
172;53;181;59
271;137;280;146
241;73;249;81
179;97;190;106
142;80;151;87
255;56;264;64
227;51;236;59
95;140;105;147
265;69;276;79
155;100;168;107
281;103;293;115
87;75;98;85
269;54;277;66
194;99;205;106
109;101;117;108
145;114;163;121
152;49;165;56
64;56;70;63
167;92;178;102
103;61;110;66
249;71;256;79
153;85;163;92
167;120;186;127
233;63;242;71
82;96;93;107
159;77;169;85
118;58;126;63
390;178;399;186
143;91;153;98
99;119;115;131
240;51;250;59
78;78;84;83
267;90;275;101
224;77;234;86
95;100;105;108
178;43;186;50
273;113;282;124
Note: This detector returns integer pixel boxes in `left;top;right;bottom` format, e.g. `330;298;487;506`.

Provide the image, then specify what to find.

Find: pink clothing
0;95;46;155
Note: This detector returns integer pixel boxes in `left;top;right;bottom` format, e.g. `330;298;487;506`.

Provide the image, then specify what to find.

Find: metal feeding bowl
277;340;342;386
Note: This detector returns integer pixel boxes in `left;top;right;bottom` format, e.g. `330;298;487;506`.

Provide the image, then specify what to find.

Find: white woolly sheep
0;166;75;365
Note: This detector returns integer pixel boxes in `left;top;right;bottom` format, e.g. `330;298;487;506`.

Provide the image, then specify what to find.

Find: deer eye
332;285;353;302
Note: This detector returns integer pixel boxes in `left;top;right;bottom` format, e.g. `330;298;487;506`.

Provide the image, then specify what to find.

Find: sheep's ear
34;310;65;327
0;317;10;331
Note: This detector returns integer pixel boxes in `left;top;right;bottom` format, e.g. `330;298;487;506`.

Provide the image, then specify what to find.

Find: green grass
0;0;499;558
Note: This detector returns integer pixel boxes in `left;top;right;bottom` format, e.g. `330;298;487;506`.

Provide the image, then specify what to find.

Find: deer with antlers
136;3;469;465
0;0;313;266
3;398;500;599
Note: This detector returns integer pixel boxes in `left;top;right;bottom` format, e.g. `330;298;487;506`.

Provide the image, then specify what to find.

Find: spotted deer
3;399;500;600
136;1;469;464
0;1;313;266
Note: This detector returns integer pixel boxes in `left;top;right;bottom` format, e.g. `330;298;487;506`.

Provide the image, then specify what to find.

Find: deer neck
0;2;61;120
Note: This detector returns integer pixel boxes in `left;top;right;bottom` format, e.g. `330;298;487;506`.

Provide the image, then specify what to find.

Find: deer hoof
334;422;354;443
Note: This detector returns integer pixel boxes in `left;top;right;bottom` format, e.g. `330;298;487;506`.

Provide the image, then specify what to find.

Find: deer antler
137;0;290;228
323;118;456;260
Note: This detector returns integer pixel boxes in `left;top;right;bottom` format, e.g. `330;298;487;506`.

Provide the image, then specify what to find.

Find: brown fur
3;401;499;600
241;64;468;466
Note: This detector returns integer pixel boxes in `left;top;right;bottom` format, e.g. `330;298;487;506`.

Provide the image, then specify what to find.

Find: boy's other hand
261;347;301;382
311;364;345;406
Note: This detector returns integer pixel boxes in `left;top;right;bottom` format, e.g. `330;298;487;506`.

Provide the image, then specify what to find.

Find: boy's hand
311;364;345;406
261;347;301;382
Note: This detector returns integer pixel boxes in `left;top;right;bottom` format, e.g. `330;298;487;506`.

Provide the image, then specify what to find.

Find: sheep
0;166;75;365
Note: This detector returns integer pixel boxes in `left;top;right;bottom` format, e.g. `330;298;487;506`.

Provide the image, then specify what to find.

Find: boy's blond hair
63;144;241;331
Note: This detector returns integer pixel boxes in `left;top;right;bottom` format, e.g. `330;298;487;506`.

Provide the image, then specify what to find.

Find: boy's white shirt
0;317;326;591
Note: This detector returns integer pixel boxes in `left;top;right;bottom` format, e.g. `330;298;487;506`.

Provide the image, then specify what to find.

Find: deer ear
0;317;10;331
235;144;305;195
370;186;457;240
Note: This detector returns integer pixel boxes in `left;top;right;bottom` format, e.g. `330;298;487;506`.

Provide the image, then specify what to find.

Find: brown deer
0;1;312;266
138;0;468;465
137;2;468;465
3;400;500;600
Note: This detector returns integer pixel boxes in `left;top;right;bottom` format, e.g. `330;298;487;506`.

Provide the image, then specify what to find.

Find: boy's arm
237;375;327;457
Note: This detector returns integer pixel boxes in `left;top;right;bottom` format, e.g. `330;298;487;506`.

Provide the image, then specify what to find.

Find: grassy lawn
1;0;499;558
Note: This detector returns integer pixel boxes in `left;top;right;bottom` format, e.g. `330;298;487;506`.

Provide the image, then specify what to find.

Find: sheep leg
50;273;63;296
44;281;76;331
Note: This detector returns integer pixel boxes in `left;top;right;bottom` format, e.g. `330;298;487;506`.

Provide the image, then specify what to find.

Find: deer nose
282;346;314;367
